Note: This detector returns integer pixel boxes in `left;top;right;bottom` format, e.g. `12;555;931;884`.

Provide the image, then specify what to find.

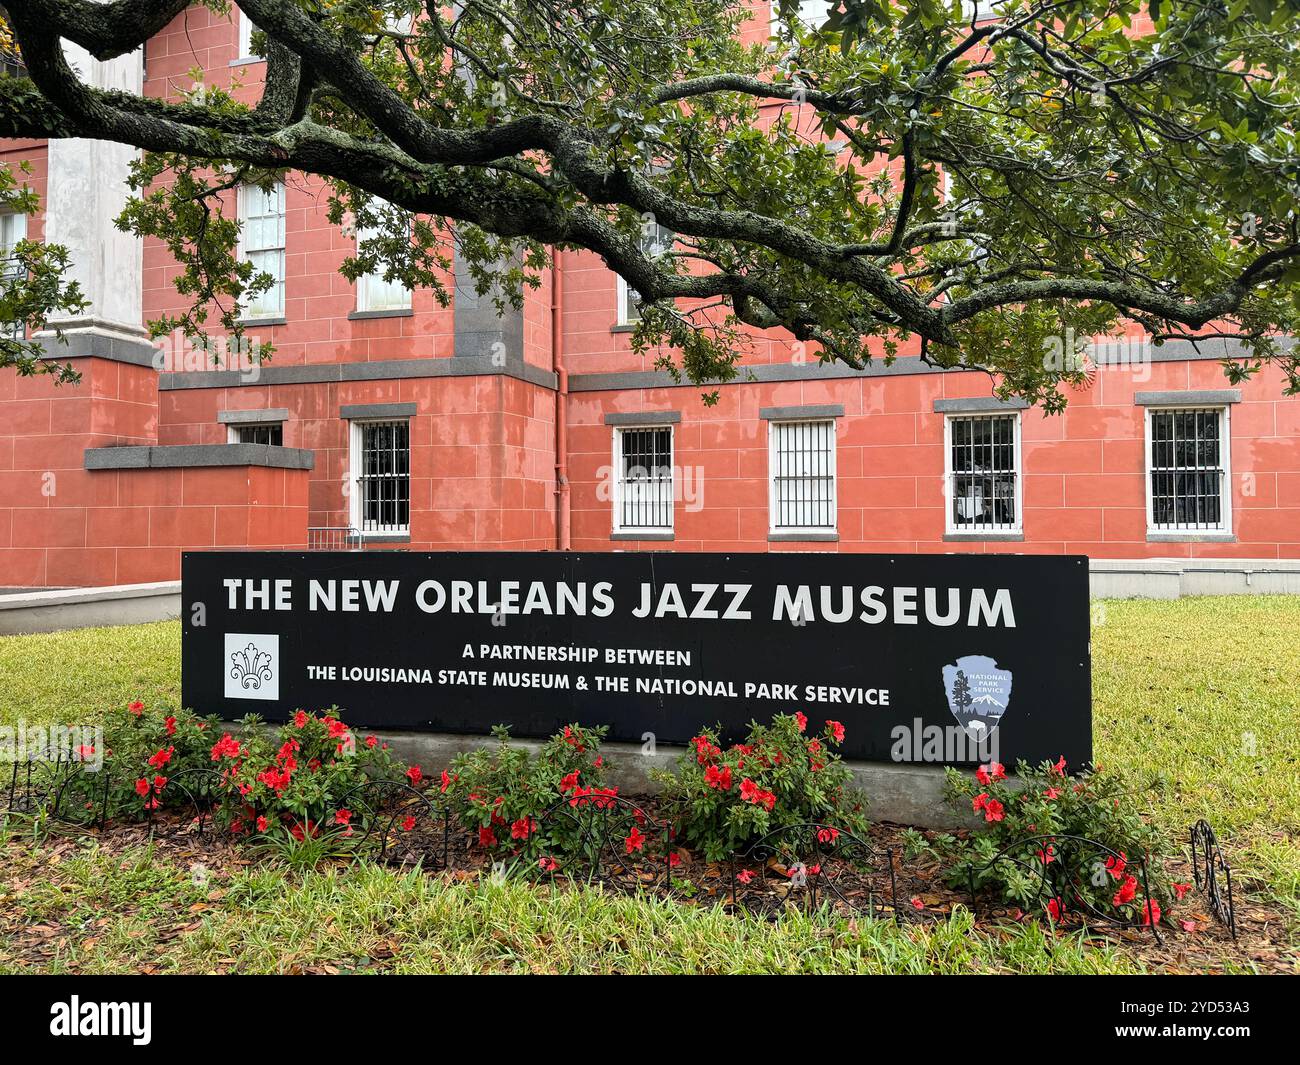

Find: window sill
229;56;266;67
768;531;839;542
1146;531;1236;543
611;531;674;541
611;323;637;333
353;532;411;544
943;531;1025;542
348;308;414;321
238;316;287;327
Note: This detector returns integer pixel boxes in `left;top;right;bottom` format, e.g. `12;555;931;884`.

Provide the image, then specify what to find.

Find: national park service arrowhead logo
942;655;1012;742
224;633;280;701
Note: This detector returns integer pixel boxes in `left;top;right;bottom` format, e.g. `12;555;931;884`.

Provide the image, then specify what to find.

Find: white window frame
355;208;413;313
237;182;285;320
612;425;675;535
943;412;1023;536
1;212;28;340
1144;406;1233;536
961;0;1000;21
770;1;834;33
236;11;260;61
348;418;412;537
616;223;675;326
226;422;284;446
768;419;838;536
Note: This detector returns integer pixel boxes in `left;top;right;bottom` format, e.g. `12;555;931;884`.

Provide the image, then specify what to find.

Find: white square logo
224;633;280;701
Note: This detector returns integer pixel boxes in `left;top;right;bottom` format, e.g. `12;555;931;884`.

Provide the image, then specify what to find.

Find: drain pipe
551;246;571;550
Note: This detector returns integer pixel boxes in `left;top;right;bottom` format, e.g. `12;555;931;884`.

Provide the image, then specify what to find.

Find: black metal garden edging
1189;819;1237;940
965;832;1163;943
532;791;675;889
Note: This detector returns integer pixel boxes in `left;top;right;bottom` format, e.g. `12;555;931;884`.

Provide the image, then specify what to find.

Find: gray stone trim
34;330;160;369
610;531;675;541
1146;531;1237;543
943;531;1026;542
238;316;287;327
610;324;637;334
348;308;414;320
760;404;845;421
160;354;557;392
768;531;839;542
340;402;417;420
357;532;411;544
603;411;682;426
217;407;290;425
933;397;1030;413
84;444;314;471
230;55;266;66
1134;389;1242;407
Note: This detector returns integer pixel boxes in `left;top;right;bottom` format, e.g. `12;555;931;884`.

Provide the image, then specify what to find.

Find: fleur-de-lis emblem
230;642;274;690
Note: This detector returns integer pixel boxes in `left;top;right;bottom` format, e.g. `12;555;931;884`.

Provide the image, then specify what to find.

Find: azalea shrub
438;724;644;870
942;758;1187;928
653;713;869;863
206;708;410;838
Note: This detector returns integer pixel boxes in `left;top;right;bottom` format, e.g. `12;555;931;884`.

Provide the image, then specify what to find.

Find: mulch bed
2;803;1295;974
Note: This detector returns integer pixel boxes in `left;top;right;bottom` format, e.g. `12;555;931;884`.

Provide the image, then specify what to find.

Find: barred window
769;420;836;532
614;426;674;533
239;182;285;318
350;420;410;535
1;211;27;340
946;414;1020;534
1147;408;1230;532
229;423;283;446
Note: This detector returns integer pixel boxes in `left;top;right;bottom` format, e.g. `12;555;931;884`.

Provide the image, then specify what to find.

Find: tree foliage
2;0;1300;404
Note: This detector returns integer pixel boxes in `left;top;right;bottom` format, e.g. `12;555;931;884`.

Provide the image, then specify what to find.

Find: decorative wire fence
307;526;364;551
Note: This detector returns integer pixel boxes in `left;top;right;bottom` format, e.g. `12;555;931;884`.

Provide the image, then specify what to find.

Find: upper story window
1;211;27;339
771;1;833;31
238;182;285;319
616;222;675;326
613;425;675;534
228;422;283;446
349;419;411;536
356;208;413;313
236;11;259;61
961;1;1001;21
1146;407;1231;535
945;413;1021;535
769;419;837;534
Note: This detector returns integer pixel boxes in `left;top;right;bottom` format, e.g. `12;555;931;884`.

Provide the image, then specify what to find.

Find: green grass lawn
1;597;1297;974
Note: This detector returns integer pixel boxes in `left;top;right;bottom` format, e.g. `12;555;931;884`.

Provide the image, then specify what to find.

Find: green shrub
653;712;869;863
941;758;1189;927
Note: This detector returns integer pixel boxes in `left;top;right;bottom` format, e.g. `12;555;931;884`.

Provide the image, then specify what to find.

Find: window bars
948;414;1019;533
357;420;411;534
1148;408;1227;531
232;423;283;446
615;426;674;532
770;420;836;531
240;182;285;318
307;526;364;551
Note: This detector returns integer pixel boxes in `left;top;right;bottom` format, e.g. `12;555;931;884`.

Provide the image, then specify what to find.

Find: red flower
365;735;379;749
910;897;925;911
1181;919;1198;933
478;826;497;848
538;857;558;873
971;792;989;812
334;809;352;826
794;712;808;732
134;778;149;797
1043;786;1062;800
1046;898;1063;922
1140;899;1162;926
691;735;721;764
152;774;167;792
982;799;1005;823
704;764;732;791
625;827;646;854
1036;844;1056;865
293;710;308;729
210;733;241;761
1050;756;1067;777
256;815;269;832
406;765;423;785
128;700;144;716
736;869;755;884
148;746;174;769
817;826;839;844
164;716;177;736
510;818;534;841
668;852;682;868
326;718;349;739
826;720;846;743
559;770;580;794
440;769;455;793
1105;852;1127;880
290;819;318;841
1112;874;1138;907
740;777;761;804
976;762;1006;785
401;815;416;832
1173;881;1192;901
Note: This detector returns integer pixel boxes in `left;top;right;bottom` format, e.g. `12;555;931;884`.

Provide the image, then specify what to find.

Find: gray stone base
0;582;181;635
369;731;973;829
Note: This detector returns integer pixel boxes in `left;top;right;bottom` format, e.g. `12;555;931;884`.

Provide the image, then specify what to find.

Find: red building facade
2;6;1298;588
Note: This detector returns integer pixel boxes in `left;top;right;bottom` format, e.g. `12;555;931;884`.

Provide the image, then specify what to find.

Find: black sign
181;551;1091;767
